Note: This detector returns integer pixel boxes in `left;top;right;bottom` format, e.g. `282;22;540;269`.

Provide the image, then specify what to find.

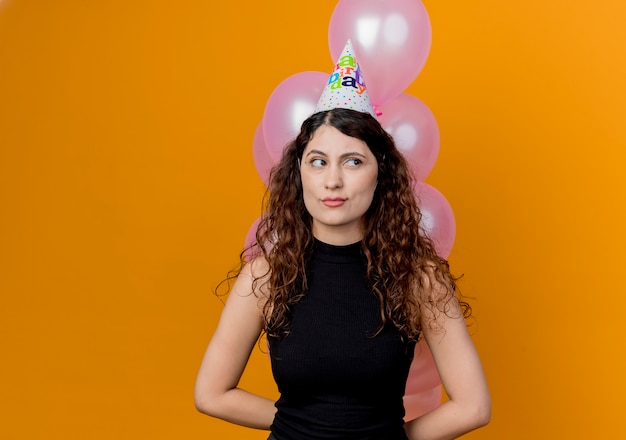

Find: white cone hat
315;39;377;118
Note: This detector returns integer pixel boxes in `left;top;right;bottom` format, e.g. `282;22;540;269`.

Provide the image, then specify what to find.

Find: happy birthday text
327;55;366;95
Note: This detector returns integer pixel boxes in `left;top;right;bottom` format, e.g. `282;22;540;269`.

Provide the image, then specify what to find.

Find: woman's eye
310;158;325;167
345;158;362;167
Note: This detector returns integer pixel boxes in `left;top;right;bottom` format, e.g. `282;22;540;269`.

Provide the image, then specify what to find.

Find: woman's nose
324;165;343;189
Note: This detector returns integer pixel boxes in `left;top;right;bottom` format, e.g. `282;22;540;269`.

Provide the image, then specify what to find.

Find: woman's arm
404;278;491;439
194;260;276;430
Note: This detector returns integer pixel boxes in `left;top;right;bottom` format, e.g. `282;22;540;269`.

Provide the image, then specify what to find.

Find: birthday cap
315;39;376;118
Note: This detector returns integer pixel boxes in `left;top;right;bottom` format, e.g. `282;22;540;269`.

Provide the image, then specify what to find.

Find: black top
268;239;415;440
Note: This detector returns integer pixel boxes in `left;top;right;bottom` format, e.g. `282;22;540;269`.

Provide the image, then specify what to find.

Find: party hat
315;39;376;118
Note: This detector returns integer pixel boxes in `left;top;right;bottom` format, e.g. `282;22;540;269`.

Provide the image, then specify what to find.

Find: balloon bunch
250;0;457;421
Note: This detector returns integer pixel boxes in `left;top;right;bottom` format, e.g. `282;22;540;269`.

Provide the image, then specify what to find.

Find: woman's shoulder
416;259;449;289
238;256;271;300
244;256;270;278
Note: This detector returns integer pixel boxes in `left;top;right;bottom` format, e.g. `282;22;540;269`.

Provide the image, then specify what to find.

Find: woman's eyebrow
305;149;327;157
340;152;367;158
305;149;367;158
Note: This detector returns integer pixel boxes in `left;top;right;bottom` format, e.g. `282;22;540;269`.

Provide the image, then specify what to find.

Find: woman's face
300;124;378;245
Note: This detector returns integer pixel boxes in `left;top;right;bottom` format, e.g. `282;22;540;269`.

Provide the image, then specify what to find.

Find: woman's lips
322;198;346;207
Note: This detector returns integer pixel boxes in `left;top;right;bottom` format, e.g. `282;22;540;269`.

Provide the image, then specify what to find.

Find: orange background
1;0;625;438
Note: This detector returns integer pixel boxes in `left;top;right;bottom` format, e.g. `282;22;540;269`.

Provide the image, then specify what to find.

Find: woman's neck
312;227;363;246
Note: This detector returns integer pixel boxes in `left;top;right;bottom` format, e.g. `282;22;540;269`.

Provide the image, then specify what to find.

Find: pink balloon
413;182;456;258
263;71;329;162
252;120;276;186
328;0;432;105
403;385;442;422
405;338;441;395
379;94;439;181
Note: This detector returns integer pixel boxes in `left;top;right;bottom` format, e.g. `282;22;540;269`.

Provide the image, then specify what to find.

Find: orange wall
1;1;625;438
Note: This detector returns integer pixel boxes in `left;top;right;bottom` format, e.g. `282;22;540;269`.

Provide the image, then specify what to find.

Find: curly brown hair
240;108;468;342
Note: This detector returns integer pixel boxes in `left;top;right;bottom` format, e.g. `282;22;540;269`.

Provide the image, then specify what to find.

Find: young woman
195;108;491;439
